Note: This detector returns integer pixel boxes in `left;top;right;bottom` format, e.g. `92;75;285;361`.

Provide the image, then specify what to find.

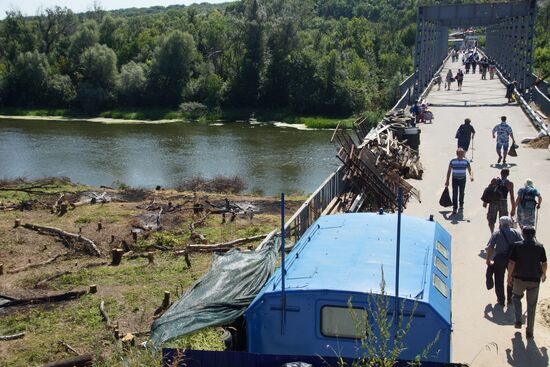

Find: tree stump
131;230;138;242
97;222;102;231
147;252;155;265
14;219;20;228
0;263;3;275
111;249;124;266
110;235;115;243
162;291;171;309
89;284;98;294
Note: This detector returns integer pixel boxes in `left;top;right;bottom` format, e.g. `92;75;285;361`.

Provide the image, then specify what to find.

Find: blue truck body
245;213;452;363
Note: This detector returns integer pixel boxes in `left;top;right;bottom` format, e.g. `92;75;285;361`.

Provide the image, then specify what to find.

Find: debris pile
526;135;550;149
331;111;421;212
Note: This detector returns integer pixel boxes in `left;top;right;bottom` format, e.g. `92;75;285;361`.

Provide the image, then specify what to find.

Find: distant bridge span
413;0;537;100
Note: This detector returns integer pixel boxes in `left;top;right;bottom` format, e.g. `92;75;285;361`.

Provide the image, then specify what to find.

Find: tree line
0;0;547;117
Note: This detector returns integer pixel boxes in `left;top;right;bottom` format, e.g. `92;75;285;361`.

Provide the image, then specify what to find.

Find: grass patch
0;294;114;366
49;253;210;289
0;177;89;204
72;205;133;225
98;109;181;121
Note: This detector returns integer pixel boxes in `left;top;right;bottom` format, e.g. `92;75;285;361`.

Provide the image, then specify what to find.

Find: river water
0;119;339;195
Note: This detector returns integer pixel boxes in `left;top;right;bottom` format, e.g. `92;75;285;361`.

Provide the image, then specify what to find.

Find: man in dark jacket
507;226;547;338
486;216;522;306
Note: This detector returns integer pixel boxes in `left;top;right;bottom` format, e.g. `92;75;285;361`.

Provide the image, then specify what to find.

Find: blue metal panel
246;213;452;363
163;349;465;367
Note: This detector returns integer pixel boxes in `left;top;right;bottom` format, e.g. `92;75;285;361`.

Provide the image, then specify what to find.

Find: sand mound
526;135;550;149
540;298;550;328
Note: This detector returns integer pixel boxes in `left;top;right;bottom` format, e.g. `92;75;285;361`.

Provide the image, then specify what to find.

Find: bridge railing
257;165;347;249
532;85;550;117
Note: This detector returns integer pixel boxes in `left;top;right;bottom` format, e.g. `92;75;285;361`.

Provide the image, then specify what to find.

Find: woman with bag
515;179;542;229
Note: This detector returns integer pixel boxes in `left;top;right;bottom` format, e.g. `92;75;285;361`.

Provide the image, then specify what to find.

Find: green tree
148;30;199;107
76;44;118;110
6;51;50;106
36;6;77;55
118;61;147;106
68;20;99;71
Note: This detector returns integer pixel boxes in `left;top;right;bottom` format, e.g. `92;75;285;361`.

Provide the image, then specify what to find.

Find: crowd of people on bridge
441;112;547;340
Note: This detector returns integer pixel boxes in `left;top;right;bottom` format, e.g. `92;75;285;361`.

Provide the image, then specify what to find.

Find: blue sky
1;1;228;18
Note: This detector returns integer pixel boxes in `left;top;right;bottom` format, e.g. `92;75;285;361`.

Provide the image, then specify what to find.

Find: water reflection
0;119;338;195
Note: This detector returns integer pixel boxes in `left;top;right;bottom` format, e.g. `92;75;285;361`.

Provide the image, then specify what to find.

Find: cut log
22;223;101;256
1;290;86;308
0;332;25;341
41;354;93;367
111;249;124;266
8;254;64;274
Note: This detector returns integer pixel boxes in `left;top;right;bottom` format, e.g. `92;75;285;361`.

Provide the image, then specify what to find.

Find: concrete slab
406;57;550;366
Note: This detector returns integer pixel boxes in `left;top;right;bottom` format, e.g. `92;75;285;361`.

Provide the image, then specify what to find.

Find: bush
178;175;246;194
179;102;208;120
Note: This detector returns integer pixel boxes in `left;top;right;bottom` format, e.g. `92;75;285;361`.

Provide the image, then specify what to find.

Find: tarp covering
150;236;279;346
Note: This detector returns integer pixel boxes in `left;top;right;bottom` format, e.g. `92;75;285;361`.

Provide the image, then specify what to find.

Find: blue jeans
452;177;466;211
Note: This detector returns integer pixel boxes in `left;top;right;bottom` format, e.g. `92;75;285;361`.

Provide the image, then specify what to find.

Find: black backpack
481;179;503;204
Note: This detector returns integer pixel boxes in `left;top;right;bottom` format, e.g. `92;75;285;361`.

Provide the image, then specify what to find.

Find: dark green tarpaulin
150;236;279;346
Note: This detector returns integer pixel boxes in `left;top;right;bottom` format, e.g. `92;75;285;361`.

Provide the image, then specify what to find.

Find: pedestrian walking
515;179;542;229
507;226;547;339
480;58;488;80
455;118;475;151
465;58;471;74
409;100;421;125
482;169;515;234
486;216;522;306
445;69;453;91
456;69;464;91
472;58;477;74
492;116;515;165
435;74;442;90
445;148;474;215
489;58;496;80
506;80;517;103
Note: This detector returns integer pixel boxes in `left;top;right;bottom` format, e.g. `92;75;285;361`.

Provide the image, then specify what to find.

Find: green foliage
118;61;147;106
179;101;208;120
149;31;199;107
6;51;50;106
1;0;546;118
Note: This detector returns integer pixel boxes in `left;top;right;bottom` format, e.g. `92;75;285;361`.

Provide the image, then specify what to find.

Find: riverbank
0;178;303;366
0;107;372;129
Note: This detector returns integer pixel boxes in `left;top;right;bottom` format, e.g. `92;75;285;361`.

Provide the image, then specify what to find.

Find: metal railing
257;166;347;249
532;85;550;117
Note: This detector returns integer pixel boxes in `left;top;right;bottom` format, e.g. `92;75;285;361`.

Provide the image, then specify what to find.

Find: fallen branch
35;271;73;289
41;354;93;367
58;340;79;356
0;332;25;341
177;234;268;253
189;212;210;244
8;254;64;274
1;290;86;308
99;300;111;327
22;223;101;257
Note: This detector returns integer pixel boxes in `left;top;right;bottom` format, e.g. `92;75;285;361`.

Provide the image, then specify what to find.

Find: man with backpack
482;169;515;234
486;216;522;306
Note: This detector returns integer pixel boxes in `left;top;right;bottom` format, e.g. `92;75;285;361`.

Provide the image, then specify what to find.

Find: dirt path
406;57;550;366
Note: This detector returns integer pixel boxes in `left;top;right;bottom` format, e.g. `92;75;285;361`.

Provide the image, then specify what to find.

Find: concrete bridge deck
406;57;549;366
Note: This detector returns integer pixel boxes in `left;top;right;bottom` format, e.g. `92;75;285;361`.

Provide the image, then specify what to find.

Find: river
0;119;339;195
